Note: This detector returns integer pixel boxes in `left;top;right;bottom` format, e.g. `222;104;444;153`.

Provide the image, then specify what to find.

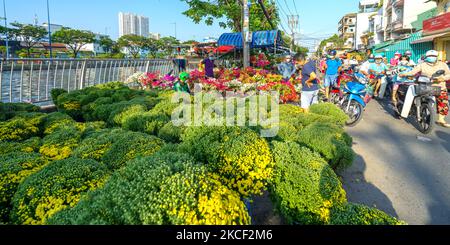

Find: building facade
338;13;357;50
383;0;436;41
118;12;150;37
355;0;381;50
419;0;450;61
80;33;110;55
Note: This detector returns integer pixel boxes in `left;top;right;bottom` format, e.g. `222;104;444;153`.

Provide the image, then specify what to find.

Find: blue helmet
329;50;337;56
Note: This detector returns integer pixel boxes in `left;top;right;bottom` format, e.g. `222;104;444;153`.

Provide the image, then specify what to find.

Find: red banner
423;12;450;35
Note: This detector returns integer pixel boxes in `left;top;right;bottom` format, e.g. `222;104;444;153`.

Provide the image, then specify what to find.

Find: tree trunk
27;48;31;58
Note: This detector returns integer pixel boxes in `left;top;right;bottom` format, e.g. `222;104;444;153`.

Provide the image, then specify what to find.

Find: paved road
341;98;450;225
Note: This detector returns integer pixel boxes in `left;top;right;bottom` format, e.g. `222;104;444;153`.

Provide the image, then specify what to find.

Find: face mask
376;60;382;64
425;57;437;63
400;61;409;66
369;59;375;63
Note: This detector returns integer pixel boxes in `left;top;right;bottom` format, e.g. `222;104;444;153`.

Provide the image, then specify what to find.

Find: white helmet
426;50;438;57
375;54;383;59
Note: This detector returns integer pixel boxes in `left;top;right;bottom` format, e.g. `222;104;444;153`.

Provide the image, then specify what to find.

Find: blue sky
3;0;361;43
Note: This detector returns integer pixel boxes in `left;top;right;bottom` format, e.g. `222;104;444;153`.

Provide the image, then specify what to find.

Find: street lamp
2;0;9;59
46;0;53;59
170;22;177;39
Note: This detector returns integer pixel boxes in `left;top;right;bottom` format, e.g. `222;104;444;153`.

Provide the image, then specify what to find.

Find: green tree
117;34;150;58
317;34;345;56
181;0;279;32
158;36;180;56
182;40;198;45
10;22;47;57
0;46;7;58
98;36;115;54
52;28;95;58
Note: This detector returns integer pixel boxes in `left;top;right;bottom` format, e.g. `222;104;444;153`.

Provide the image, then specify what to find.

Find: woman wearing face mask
390;51;402;66
392;55;414;104
369;55;388;97
400;50;450;128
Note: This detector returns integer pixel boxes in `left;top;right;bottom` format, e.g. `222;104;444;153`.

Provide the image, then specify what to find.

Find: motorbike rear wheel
418;101;435;134
344;100;364;127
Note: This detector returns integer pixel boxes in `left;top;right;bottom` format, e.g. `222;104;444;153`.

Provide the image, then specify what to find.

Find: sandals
436;121;450;128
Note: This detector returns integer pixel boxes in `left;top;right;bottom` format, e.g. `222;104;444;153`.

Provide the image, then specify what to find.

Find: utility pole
46;0;53;59
288;15;299;53
2;0;9;59
242;0;250;68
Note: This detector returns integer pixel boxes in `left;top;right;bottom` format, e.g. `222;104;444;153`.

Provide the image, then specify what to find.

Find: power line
292;0;298;15
283;0;293;16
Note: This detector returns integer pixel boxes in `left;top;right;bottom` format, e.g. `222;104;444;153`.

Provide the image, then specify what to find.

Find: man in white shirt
360;54;375;76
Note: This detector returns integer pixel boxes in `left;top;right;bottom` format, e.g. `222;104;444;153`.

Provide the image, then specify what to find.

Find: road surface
341;98;450;225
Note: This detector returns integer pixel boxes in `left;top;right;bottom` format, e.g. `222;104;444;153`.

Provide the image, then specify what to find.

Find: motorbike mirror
433;70;445;77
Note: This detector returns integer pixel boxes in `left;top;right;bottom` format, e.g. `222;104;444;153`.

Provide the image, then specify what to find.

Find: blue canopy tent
218;30;284;49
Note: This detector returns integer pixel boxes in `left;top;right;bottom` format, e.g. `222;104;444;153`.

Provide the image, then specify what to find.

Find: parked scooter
394;70;445;134
339;72;374;126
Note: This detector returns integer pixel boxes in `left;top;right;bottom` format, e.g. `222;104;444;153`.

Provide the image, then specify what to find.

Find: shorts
324;75;339;87
301;90;319;109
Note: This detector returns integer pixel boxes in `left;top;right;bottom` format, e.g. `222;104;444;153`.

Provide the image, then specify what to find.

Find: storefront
413;11;450;61
374;32;433;62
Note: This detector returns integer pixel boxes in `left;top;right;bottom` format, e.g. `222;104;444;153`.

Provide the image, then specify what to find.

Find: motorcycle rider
369;54;388;97
360;54;375;77
405;50;417;67
323;50;343;100
392;55;414;104
390;51;402;66
400;50;450;128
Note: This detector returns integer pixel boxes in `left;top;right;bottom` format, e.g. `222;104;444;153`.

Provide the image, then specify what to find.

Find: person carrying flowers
174;72;191;93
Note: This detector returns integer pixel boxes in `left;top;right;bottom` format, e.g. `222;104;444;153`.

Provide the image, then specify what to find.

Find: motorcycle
330;68;353;105
338;72;374;126
394;70;445;134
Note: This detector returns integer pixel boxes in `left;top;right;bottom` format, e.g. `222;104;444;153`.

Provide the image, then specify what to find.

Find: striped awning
410;32;448;44
218;30;283;49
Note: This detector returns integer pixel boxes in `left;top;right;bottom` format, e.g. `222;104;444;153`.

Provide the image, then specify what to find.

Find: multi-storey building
355;0;381;50
118;12;149;38
338;13;357;50
383;0;436;41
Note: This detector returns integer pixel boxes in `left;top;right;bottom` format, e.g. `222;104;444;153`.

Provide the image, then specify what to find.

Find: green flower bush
50;88;68;103
0;102;41;122
181;126;274;198
72;129;127;161
10;158;109;225
0;152;48;223
0;137;42;155
55;91;85;120
0;113;47;141
158;122;185;143
109;104;147;126
73;129;164;170
270;141;347;224
39;126;82;160
297;122;354;171
122;112;170;136
102;131;165;170
81;97;114;121
309;103;349;126
329;203;407;225
48;152;250;225
43;112;77;135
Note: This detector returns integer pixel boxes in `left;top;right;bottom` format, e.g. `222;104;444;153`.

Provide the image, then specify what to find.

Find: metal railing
0;58;179;104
